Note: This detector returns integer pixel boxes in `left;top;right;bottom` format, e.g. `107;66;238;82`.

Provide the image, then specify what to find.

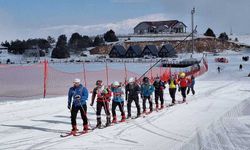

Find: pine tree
204;28;216;37
104;29;118;42
51;35;70;58
93;36;105;46
218;32;229;41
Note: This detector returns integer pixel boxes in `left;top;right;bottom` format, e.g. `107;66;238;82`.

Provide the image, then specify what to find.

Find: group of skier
67;72;195;134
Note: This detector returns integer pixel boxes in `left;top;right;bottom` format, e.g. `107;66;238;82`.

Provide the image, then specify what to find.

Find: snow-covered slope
0;50;249;150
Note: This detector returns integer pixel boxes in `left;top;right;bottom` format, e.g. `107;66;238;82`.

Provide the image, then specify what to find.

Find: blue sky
0;0;250;41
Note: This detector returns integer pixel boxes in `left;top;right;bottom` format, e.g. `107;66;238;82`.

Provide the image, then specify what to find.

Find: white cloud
38;13;170;38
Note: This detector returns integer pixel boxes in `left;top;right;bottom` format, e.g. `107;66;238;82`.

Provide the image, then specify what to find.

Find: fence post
124;62;127;84
83;62;87;88
105;61;109;86
43;60;48;98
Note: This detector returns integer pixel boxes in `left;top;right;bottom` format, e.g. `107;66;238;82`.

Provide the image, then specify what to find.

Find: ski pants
96;101;111;123
180;87;187;98
127;96;141;117
169;88;176;103
187;85;195;95
112;101;125;117
71;105;88;126
155;91;164;106
142;96;153;111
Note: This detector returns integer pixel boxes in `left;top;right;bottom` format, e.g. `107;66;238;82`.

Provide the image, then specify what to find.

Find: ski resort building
158;44;177;58
141;45;159;57
109;45;127;58
134;20;187;34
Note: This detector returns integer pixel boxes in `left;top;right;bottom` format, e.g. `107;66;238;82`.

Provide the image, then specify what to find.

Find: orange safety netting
0;58;208;101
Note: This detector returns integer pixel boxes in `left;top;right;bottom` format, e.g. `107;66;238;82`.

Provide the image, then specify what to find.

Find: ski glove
67;105;71;110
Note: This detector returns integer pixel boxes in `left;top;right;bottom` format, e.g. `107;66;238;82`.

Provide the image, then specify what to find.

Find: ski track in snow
0;50;250;150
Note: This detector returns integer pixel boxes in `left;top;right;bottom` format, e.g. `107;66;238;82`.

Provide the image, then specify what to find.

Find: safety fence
0;58;208;101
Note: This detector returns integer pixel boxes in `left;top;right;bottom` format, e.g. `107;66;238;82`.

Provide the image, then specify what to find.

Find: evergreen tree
47;36;56;45
68;32;83;52
104;29;118;42
204;28;216;37
51;35;70;58
218;32;229;41
1;41;10;48
93;36;104;46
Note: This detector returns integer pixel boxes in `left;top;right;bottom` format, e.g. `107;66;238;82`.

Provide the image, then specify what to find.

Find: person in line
153;76;166;110
141;77;154;113
111;81;126;123
187;75;195;95
168;75;177;105
68;78;89;134
177;73;190;103
125;77;141;119
90;80;112;128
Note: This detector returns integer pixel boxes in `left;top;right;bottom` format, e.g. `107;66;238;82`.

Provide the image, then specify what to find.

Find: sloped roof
143;45;158;56
161;44;175;52
127;45;142;56
110;45;126;56
134;20;187;29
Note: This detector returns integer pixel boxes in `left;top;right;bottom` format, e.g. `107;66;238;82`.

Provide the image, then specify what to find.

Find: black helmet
143;77;149;83
96;80;103;86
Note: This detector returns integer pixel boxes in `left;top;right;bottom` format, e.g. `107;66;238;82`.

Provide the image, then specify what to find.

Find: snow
0;49;250;150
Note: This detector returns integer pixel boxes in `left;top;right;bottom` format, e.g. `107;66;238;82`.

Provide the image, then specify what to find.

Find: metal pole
191;7;195;54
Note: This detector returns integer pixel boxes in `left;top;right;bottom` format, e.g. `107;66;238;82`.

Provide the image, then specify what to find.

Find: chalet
158;44;177;58
141;45;158;57
109;45;126;58
134;20;187;34
125;45;142;58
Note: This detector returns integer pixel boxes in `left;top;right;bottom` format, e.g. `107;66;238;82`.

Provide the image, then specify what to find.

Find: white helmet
113;81;120;86
73;78;81;83
128;77;135;83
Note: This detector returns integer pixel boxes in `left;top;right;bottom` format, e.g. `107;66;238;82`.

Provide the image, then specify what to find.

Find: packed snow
0;49;249;150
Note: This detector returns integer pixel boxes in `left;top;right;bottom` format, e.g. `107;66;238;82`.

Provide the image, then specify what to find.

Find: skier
125;77;141;119
111;81;126;123
68;78;89;134
177;72;190;102
168;75;177;104
141;77;154;113
239;64;243;71
187;75;195;95
90;80;112;128
153;76;166;110
217;66;221;73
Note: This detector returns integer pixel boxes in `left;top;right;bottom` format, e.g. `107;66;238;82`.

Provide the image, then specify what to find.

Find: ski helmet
128;77;135;83
143;77;149;83
73;78;81;83
180;72;185;78
96;80;103;86
112;81;120;87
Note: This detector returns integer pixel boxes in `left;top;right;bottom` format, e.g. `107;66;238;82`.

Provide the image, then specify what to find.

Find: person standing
187;75;195;95
177;73;190;102
217;66;221;73
168;75;177;105
239;64;243;71
90;80;112;128
111;81;126;123
68;78;89;134
125;77;141;119
153;76;166;110
141;77;154;114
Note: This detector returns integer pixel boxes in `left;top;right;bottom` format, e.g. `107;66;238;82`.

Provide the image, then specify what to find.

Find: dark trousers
143;96;153;111
180;87;187;99
155;91;164;106
96;101;110;124
169;88;176;103
71;105;88;126
112;101;125;117
187;86;195;95
127;96;141;117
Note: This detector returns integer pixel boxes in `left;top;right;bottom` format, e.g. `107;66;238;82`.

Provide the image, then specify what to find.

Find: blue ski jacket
141;84;154;97
111;87;124;103
68;84;88;108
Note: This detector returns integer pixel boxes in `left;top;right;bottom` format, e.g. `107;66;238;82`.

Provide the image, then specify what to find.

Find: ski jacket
111;87;124;103
92;86;111;102
125;83;141;100
153;80;166;93
141;84;154;97
188;78;195;87
68;84;88;108
177;78;190;88
168;79;177;89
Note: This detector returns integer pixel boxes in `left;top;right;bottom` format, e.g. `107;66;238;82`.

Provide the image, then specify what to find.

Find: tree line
1;29;119;59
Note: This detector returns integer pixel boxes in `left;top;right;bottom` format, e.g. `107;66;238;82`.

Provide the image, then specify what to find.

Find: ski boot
96;117;102;128
112;116;117;123
120;115;126;122
83;124;89;133
105;116;111;127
